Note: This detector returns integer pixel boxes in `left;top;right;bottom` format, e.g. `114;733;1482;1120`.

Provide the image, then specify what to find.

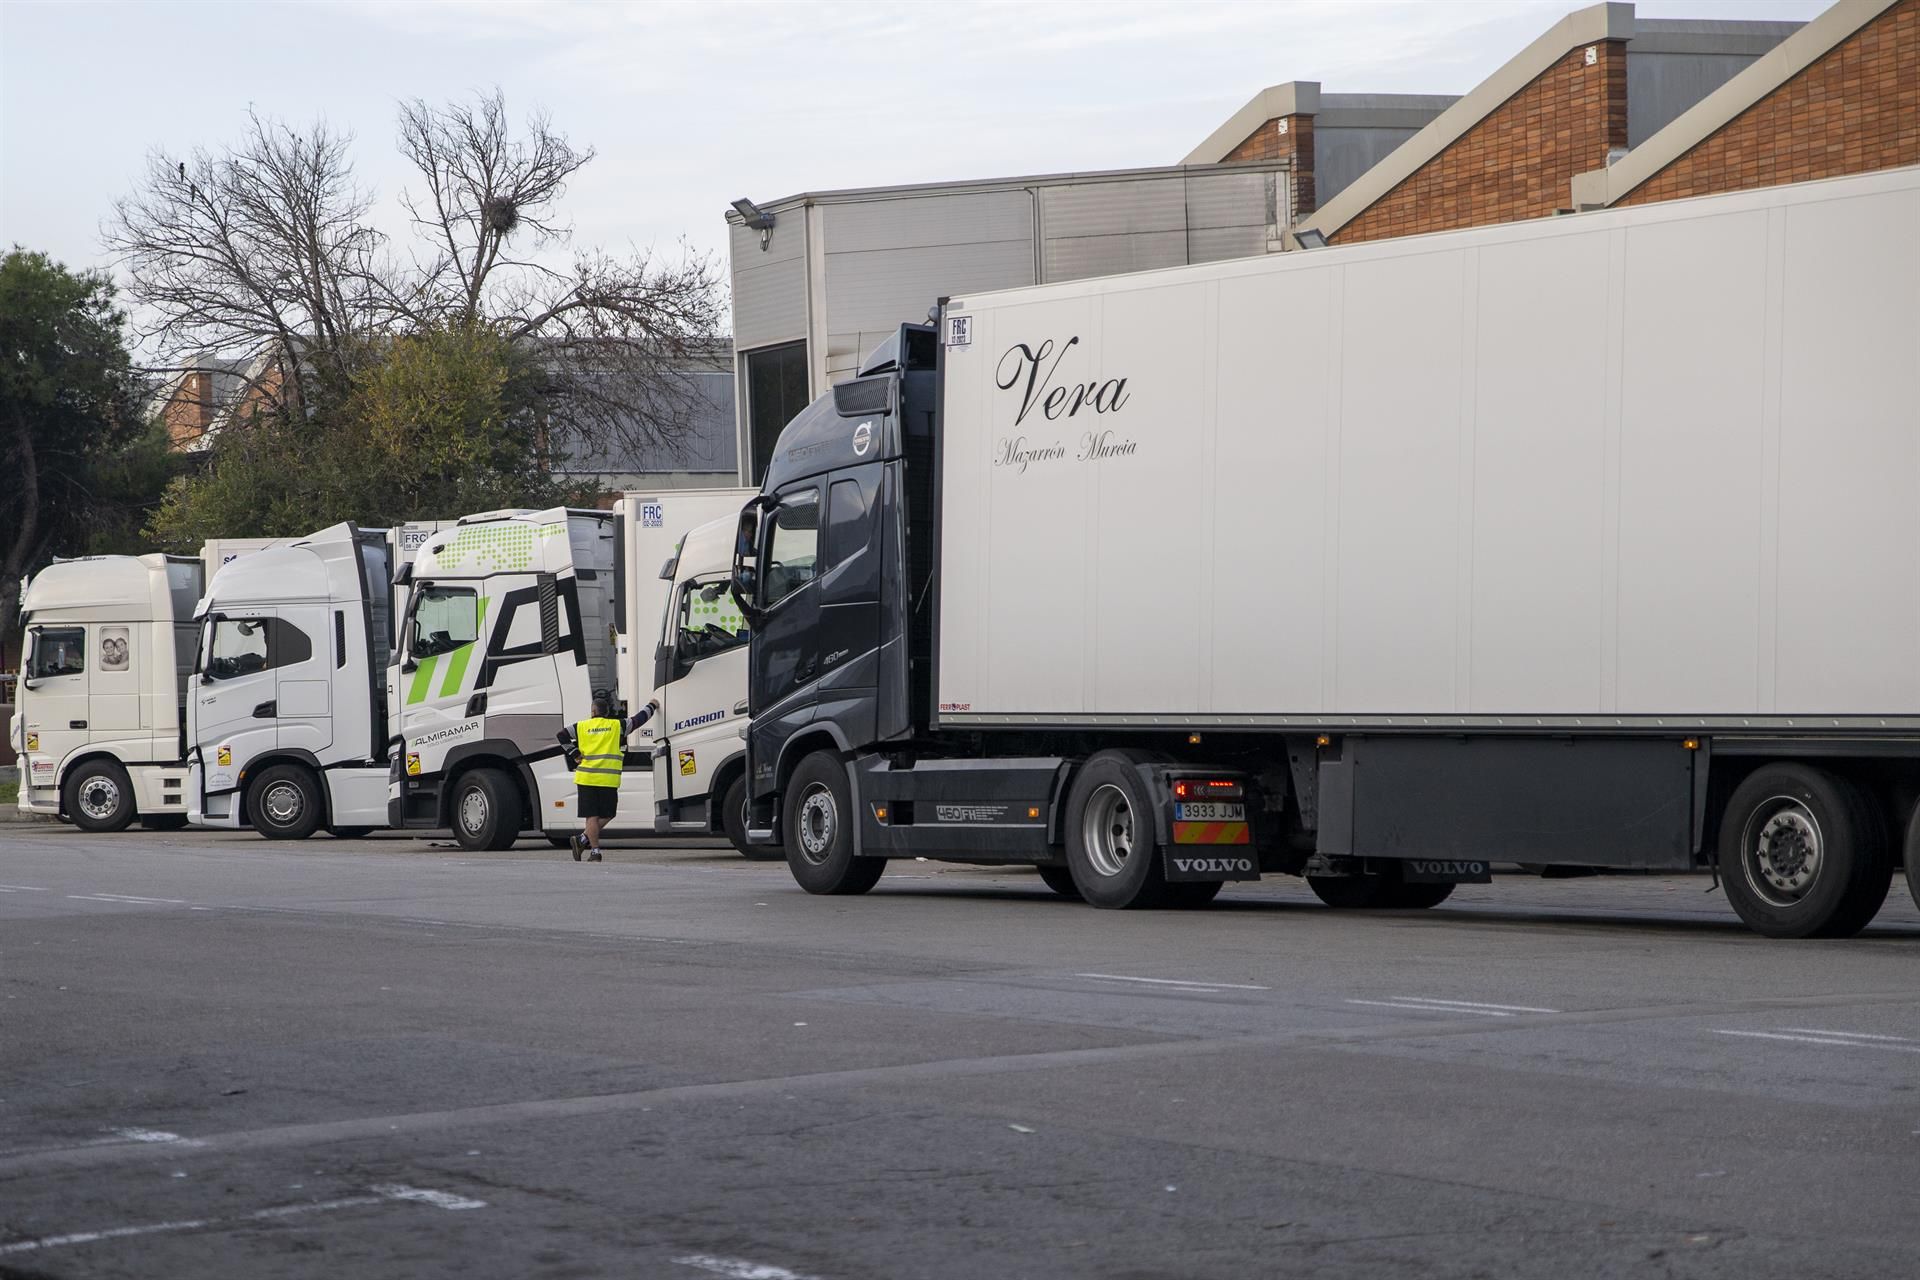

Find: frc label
641;501;664;529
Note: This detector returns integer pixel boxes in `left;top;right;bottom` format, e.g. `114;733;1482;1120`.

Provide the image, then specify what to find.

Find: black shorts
578;787;619;820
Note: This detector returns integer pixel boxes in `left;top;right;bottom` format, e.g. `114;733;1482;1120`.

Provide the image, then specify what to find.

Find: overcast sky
2;0;1826;305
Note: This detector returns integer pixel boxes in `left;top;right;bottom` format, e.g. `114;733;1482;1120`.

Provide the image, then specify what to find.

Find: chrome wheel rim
263;781;303;826
1742;797;1824;907
796;783;836;865
1081;784;1134;879
78;776;121;822
459;788;488;835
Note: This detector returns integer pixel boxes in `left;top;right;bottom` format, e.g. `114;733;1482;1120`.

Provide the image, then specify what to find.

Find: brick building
1195;0;1914;248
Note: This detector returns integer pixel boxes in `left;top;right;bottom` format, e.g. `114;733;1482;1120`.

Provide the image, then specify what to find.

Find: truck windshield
411;586;478;658
676;576;748;664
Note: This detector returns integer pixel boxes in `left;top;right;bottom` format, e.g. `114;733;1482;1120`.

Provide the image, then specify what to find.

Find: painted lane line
109;1128;201;1147
0;1219;210;1256
0;1186;470;1257
1777;1027;1919;1043
65;894;188;906
86;893;189;904
1076;973;1270;991
1389;996;1560;1014
1713;1029;1920;1054
1346;999;1513;1017
369;1183;487;1210
0;885;50;892
674;1254;822;1280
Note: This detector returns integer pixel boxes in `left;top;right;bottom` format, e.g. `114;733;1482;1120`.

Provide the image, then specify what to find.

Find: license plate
1175;802;1245;821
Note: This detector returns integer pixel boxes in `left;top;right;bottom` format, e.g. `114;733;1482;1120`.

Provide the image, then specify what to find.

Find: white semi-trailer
186;524;401;838
391;489;752;851
731;166;1920;938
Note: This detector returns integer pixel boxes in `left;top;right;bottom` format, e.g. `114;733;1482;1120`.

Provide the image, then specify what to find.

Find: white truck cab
187;523;398;838
641;513;762;856
12;555;203;829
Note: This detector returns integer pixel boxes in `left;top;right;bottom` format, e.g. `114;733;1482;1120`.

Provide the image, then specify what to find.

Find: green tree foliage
0;249;164;663
145;324;585;549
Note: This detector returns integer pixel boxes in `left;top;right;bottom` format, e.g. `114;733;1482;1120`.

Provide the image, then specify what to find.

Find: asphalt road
4;822;1920;1279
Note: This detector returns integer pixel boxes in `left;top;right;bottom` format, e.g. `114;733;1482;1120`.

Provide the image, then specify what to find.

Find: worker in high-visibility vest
559;694;657;862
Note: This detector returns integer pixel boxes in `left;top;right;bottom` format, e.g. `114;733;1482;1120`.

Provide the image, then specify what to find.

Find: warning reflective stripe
1172;821;1250;845
576;765;621;774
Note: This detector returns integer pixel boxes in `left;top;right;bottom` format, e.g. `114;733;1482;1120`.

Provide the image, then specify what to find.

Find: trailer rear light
1174;778;1243;799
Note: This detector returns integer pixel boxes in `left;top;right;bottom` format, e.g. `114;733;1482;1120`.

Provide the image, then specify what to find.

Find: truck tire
1905;803;1920;918
65;760;136;833
1037;865;1082;900
1307;872;1395;909
722;774;775;860
248;764;324;840
450;768;523;852
1164;879;1224;908
1065;752;1170;909
140;814;190;832
1717;764;1891;938
783;752;884;894
1388;879;1456;909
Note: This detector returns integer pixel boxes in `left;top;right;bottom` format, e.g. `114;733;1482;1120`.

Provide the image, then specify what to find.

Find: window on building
27;627;86;679
744;341;810;484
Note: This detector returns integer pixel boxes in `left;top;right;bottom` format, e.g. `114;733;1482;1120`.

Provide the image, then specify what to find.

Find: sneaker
587;848;603;862
569;834;583;862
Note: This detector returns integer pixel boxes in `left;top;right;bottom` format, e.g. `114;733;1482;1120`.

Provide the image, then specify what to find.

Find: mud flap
1161;850;1260;882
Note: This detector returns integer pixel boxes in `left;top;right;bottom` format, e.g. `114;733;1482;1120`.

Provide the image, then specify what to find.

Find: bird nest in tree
482;197;520;235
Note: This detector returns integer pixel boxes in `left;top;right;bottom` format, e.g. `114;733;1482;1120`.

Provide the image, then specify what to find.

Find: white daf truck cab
392;490;752;852
186;523;400;838
640;513;762;856
12;555;204;829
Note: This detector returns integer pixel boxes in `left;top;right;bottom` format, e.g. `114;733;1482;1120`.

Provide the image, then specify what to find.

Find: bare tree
107;92;724;471
106;113;387;419
395;92;726;463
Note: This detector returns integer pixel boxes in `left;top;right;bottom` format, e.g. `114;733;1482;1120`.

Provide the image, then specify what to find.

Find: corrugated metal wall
730;219;808;353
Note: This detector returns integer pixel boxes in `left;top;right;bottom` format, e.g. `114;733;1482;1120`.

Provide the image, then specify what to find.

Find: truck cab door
749;486;822;719
654;573;751;820
397;583;485;775
193;612;282;781
20;625;90;794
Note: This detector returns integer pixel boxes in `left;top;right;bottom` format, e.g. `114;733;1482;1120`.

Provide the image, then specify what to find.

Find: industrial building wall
1618;0;1919;206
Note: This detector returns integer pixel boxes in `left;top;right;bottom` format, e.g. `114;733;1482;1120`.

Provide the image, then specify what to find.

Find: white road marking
1346;1000;1513;1017
0;1188;429;1257
674;1255;822;1280
1076;973;1270;991
66;894;188;905
0;884;50;892
1714;1029;1920;1054
369;1183;487;1210
1389;996;1560;1014
1778;1027;1918;1043
109;1128;200;1146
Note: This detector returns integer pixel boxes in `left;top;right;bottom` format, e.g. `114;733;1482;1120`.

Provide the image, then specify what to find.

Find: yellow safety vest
573;718;625;788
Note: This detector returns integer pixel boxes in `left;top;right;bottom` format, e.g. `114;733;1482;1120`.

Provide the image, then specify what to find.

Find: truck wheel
1165;880;1224;908
723;774;775;860
1307;872;1394;909
450;768;523;852
783;752;884;894
65;760;136;833
140;814;190;832
1905;803;1920;917
1388;880;1456;909
1037;865;1082;900
248;764;323;840
1065;752;1170;909
1718;764;1891;938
